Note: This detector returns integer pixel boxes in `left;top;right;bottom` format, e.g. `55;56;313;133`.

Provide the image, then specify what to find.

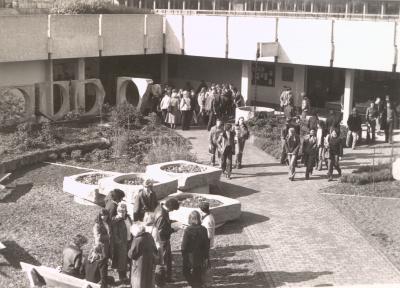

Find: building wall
0;60;48;86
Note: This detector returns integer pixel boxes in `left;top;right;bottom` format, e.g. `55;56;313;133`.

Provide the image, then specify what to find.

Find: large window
252;62;275;87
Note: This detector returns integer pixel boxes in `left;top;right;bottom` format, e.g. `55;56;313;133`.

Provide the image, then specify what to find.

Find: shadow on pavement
0;240;41;269
211;182;259;199
0;183;33;203
216;212;270;235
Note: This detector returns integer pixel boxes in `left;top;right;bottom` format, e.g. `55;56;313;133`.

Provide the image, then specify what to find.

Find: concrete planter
235;106;275;123
162;192;241;227
63;171;121;206
393;158;400;181
98;173;178;203
146;160;222;194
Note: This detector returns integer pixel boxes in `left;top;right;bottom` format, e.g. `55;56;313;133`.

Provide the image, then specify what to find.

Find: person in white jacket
160;93;171;124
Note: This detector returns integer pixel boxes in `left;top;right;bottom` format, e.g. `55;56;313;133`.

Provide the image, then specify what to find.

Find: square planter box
161;192;241;228
63;171;121;206
98;173;178;204
146;160;222;194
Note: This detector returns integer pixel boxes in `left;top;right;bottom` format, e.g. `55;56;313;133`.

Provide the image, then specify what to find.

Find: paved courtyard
178;128;400;287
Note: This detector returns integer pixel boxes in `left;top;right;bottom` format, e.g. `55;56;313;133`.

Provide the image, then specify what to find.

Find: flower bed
98;173;177;203
235;106;274;123
146;160;222;193
162;192;241;227
63;171;121;206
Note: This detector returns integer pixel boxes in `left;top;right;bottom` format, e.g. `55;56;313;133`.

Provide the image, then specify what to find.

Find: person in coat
346;107;362;149
166;92;180;129
208;91;222;130
316;120;327;171
365;101;378;143
301;92;311;120
285;127;300;181
197;87;207;127
159;93;171;125
208;118;224;166
234;117;250;169
153;198;180;282
133;178;158;222
302;129;318;180
180;90;192;130
62;234;88;278
105;189;125;220
382;101;398;144
217;123;235;180
111;203;131;283
93;209;111;261
325;129;342;181
182;211;210;288
199;202;215;288
307;109;319;132
326;109;342;136
84;243;108;288
128;222;158;288
205;88;215;131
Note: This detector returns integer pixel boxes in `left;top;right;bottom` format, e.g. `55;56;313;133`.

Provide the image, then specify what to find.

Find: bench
20;262;100;288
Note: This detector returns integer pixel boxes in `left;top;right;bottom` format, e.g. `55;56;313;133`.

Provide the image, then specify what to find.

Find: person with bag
182;211;210;288
128;222;158;288
180;90;192;130
325;129;342;181
234;116;249;169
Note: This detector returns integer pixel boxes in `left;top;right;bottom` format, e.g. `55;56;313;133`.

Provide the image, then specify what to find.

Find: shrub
145;142;197;165
50;0;150;14
340;162;393;185
109;104;143;131
0;89;26;127
71;150;82;160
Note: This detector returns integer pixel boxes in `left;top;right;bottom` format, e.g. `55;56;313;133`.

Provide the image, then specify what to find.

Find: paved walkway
177;128;400;287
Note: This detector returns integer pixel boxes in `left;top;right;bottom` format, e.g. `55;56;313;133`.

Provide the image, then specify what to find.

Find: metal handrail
154;9;400;21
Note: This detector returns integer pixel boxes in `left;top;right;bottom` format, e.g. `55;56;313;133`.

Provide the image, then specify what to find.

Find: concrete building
0;4;400;123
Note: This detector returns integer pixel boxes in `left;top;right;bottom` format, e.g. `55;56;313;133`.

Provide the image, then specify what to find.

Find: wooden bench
20;262;100;288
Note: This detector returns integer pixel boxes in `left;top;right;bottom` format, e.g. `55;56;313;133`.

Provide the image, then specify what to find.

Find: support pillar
45;59;54;116
153;0;156;9
241;61;252;105
75;58;86;110
343;69;355;125
260;2;263;11
161;54;169;85
212;0;215;11
183;0;185;9
198;0;200;10
363;3;367;16
229;0;231;11
167;0;170;9
381;2;385;18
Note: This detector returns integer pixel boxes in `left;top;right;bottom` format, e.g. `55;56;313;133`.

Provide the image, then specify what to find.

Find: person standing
217;123;235;180
234;117;249;169
190;89;198;125
365;101;378;143
326;109;341;136
159;93;171;125
182;211;210;288
303;129;318;180
346;107;362;149
93;209;111;260
204;88;214;130
105;189;125;220
180;91;192;131
316;120;327;171
208;119;224;166
153;198;180;283
382;101;397;144
111;203;131;283
208;90;222;130
199;202;215;288
128;223;158;288
133;179;158;223
325;129;342;181
197;87;207;127
285;127;300;181
284;100;295;120
301;92;311;120
307;110;319;132
62;234;88;278
166;92;180;129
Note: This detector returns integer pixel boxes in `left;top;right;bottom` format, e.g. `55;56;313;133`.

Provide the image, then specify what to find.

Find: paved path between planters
177;127;400;287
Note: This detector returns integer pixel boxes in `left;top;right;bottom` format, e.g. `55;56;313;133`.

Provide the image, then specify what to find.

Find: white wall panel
166;15;183;55
146;15;163;54
183;16;227;58
334;20;395;72
228;16;276;60
278;18;332;67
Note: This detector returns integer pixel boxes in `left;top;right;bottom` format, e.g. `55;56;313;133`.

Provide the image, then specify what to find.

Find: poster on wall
251;62;275;87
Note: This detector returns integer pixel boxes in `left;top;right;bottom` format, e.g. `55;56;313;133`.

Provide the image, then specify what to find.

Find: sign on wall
251;62;275;87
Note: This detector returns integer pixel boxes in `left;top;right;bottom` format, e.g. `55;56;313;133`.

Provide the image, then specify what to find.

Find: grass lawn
0;163;265;288
321;180;400;270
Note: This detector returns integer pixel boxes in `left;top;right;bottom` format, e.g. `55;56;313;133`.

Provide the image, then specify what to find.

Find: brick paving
177;127;400;287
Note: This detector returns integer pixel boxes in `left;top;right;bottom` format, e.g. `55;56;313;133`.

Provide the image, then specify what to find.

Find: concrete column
241;61;252;105
345;2;348;17
293;2;296;11
198;0;200;10
381;3;385;18
46;59;54;116
75;58;86;111
139;0;142;8
327;3;331;13
167;0;170;9
161;54;168;85
229;0;231;11
244;1;247;11
183;0;185;9
153;0;156;9
343;69;355;125
363;3;367;16
260;2;263;11
277;2;280;11
212;0;215;11
310;2;313;12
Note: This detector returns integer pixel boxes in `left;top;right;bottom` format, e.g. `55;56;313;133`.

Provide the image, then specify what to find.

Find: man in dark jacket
153;198;180;282
62;234;88;278
346;107;362;149
326;129;343;181
365;101;378;143
208;119;224;166
133;179;158;222
285;127;300;181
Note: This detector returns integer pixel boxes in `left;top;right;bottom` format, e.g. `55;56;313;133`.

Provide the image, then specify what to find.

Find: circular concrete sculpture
98;173;178;204
235;106;275;123
0;85;35;122
146;160;222;194
162;192;241;227
393;158;400;181
71;79;105;116
36;81;71;120
63;171;121;206
116;77;154;114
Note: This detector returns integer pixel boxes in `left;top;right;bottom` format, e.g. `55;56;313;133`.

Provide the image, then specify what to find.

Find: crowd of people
61;179;216;288
151;81;245;131
279;90;398;182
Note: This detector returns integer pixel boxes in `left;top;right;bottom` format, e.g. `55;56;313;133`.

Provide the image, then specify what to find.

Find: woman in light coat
180;90;192;130
166;92;180;129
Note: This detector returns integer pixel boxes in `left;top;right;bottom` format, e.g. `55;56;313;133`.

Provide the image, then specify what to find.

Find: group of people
61;179;216;288
155;82;245;131
208;116;250;179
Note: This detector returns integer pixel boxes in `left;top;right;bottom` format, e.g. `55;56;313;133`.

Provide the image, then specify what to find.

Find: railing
155;9;400;21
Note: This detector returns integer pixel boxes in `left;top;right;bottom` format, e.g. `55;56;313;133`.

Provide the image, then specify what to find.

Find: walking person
365;101;378;143
382;101;397;144
197;87;207;128
303;129;318;180
285;127;300;181
316;120;327;171
133;178;158;223
208;90;222;131
153;198;180;283
307;109;319;132
205;88;214;130
160;93;171;125
128;222;158;288
217;123;235;180
208;118;224;166
326;109;342;135
346;107;362;149
180;91;192;130
325;129;342;181
234;116;249;169
182;211;210;288
199;202;215;288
